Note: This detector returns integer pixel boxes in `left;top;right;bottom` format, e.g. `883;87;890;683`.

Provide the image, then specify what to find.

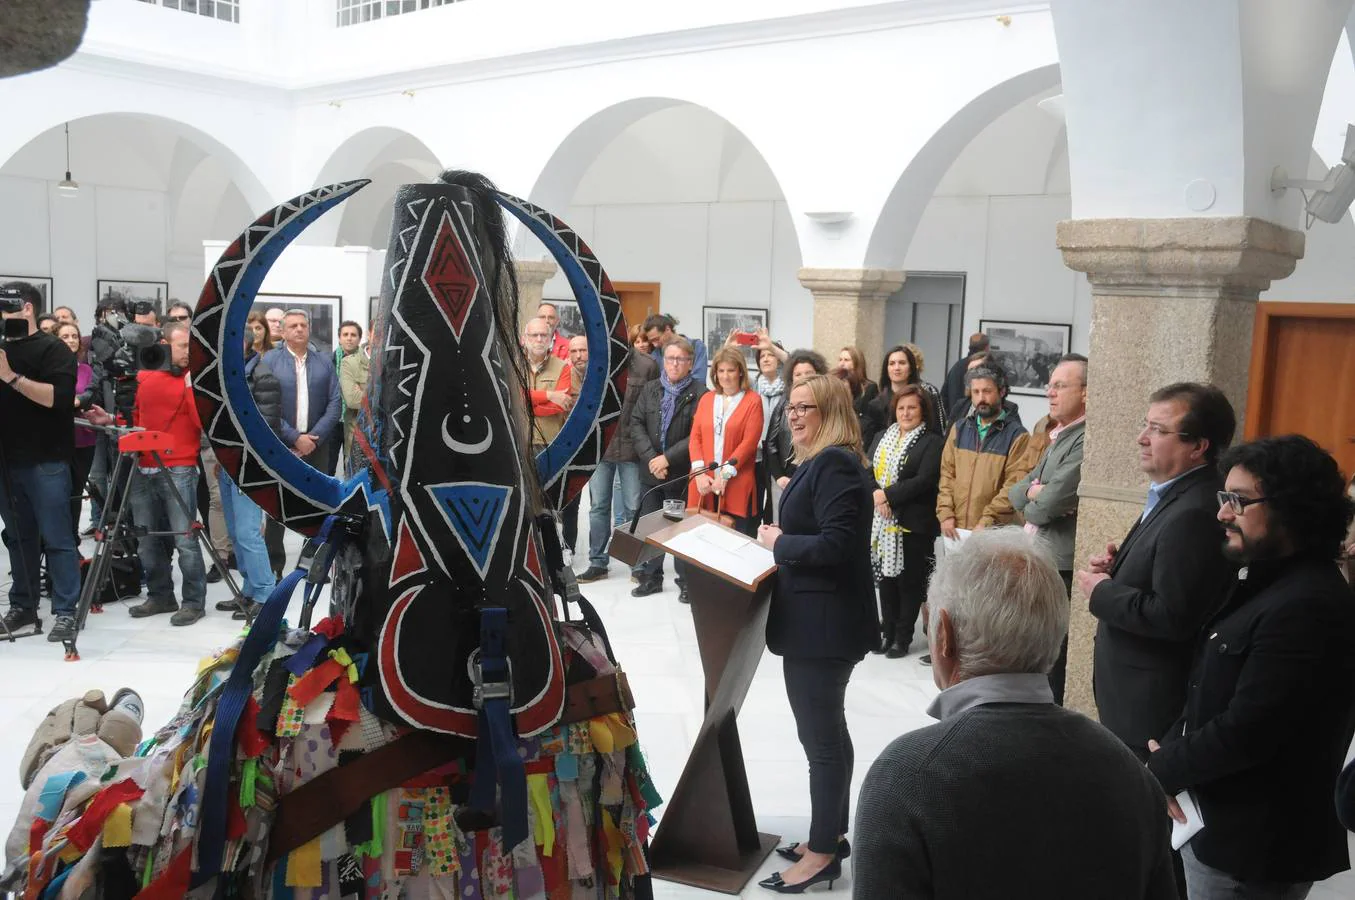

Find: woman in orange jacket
688;346;766;536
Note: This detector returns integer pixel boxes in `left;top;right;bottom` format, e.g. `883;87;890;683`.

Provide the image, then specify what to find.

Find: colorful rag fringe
8;616;659;899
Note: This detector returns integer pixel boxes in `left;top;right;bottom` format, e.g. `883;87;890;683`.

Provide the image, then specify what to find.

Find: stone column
1056;217;1304;715
797;268;905;376
514;258;559;335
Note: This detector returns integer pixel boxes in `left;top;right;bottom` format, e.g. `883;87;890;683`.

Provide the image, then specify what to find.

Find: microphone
628;457;739;534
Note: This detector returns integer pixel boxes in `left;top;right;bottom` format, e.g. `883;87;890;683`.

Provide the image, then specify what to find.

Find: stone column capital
514;258;559;288
1056;217;1304;297
797;267;906;301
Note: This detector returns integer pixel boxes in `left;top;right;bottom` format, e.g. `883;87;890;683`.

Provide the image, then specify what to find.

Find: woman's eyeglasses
786;403;818;418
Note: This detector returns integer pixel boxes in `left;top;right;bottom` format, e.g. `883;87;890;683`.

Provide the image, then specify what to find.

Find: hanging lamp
56;122;79;196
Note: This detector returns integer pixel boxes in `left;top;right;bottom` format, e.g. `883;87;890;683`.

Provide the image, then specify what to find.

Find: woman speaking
756;374;877;893
688;347;765;536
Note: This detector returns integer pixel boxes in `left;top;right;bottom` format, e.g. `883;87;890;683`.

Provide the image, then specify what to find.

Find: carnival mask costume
3;172;658;899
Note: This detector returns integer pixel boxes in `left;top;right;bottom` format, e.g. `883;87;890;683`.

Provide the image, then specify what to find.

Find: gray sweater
852;674;1177;900
1009;419;1085;570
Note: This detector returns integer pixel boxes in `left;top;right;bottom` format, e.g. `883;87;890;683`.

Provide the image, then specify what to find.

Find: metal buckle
467;648;513;709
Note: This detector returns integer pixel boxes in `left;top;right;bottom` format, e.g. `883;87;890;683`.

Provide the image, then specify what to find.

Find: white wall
202;242;374;347
0;176;169;323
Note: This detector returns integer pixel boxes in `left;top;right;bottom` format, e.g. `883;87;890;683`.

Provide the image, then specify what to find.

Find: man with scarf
628;336;707;597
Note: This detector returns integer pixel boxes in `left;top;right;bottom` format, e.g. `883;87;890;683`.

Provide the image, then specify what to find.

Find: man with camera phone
0;282;81;643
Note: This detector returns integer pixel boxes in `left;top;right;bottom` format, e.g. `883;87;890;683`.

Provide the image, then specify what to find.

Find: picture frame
253;293;342;356
548;299;585;339
97;280;168;316
0;275;52;314
979;319;1072;396
703;305;769;370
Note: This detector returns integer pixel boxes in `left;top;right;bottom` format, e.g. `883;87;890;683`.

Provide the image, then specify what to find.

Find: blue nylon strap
193;516;342;888
468;607;528;849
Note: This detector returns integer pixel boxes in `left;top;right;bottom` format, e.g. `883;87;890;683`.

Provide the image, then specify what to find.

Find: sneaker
231;601;262;621
2;607;39;632
576;566;608;583
170;606;205;627
919;654;932;667
46;615;77;643
630;580;662;598
129;597;178;618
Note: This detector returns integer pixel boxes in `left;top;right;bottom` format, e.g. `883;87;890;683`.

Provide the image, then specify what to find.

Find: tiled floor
0;523;1351;897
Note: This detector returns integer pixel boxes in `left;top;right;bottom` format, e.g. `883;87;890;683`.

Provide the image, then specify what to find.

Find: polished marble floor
0;522;1350;898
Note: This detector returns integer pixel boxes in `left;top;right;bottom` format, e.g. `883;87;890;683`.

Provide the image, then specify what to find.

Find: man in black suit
1075;382;1237;762
1146;435;1355;897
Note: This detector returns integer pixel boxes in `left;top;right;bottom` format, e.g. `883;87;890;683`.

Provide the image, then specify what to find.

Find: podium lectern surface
635;513;780;894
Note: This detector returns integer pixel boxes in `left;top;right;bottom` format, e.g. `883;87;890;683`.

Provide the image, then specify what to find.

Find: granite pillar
797;268;905;377
1055;217;1304;716
514;258;559;335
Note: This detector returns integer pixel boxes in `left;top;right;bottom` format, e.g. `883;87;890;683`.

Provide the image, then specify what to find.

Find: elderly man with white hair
852;528;1178;900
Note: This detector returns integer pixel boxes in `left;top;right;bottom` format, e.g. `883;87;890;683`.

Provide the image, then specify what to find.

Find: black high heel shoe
774;838;850;863
758;859;842;894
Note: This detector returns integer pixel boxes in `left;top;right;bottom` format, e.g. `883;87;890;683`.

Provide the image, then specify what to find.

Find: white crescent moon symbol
442;413;492;454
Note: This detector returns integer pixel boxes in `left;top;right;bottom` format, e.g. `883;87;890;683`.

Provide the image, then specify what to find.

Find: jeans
0;459;80;616
1181;843;1312;900
635;478;688;585
128;467;206;609
783;656;857;854
218;470;276;602
587;460;642;568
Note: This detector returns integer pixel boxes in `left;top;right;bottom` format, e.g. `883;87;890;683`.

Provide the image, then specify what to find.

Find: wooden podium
611;510;780;894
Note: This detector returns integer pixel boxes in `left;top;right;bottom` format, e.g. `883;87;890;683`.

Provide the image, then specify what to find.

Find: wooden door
614;282;660;334
1245;302;1355;478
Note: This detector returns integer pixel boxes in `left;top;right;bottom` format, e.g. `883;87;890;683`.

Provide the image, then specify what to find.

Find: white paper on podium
662;522;776;587
1170;790;1205;850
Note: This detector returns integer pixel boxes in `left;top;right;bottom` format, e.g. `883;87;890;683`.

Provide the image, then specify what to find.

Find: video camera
89;318;172;376
0;286;35;343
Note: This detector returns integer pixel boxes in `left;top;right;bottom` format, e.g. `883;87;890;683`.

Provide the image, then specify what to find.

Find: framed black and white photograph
253;293;341;356
97;280;168;316
703;305;769;368
0;275;52;313
548;299;584;339
979;319;1072;395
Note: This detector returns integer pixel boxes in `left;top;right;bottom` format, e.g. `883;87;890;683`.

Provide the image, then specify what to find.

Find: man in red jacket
126;322;208;625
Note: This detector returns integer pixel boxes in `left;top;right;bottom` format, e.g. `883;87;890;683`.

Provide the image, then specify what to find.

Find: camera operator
0;281;81;643
85;299;142;528
89;322;208;626
132;302;159;328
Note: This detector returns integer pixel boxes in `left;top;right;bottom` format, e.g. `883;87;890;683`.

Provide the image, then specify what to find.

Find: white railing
336;0;468;28
135;0;240;24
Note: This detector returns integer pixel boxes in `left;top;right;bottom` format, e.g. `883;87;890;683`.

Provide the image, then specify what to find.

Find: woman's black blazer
767;446;879;661
865;429;943;538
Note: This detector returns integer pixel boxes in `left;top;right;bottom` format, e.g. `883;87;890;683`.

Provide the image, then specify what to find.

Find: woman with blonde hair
687;346;765;537
756;374;878;893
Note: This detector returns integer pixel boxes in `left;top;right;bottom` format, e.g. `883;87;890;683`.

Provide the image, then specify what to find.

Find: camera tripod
66;424;249;661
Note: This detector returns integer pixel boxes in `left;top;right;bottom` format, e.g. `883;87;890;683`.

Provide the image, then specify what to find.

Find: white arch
0;111;273;214
864;63;1061;269
520;96;800;260
306;126;443;247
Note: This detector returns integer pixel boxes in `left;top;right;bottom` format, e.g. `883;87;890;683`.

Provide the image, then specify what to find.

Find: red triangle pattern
420;211;478;340
389;516;427;588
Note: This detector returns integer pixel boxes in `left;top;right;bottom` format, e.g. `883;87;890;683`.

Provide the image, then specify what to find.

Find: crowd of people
523;307;1355;899
0;283;374;636
3;280;1354;897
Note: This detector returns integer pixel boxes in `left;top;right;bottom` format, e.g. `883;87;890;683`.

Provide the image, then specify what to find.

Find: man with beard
936;361;1031;539
1145;435;1355;898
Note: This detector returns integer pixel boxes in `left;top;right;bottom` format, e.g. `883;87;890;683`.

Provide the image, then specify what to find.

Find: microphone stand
628;463;717;535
